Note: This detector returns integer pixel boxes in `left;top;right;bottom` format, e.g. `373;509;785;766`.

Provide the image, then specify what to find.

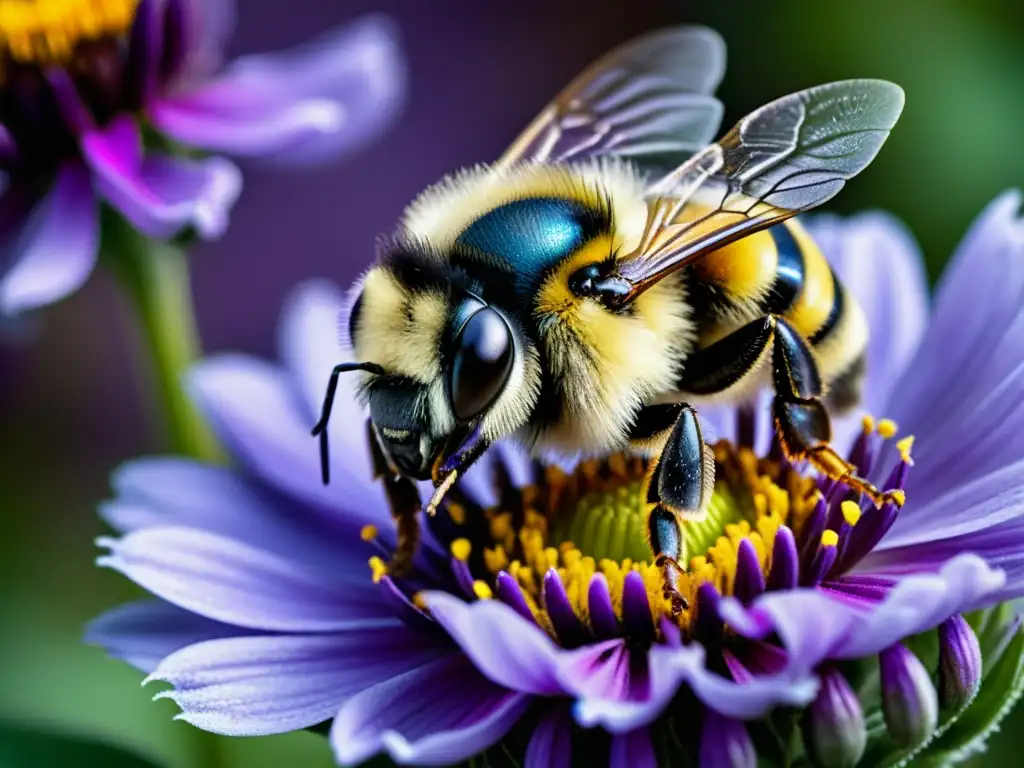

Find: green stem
102;211;224;464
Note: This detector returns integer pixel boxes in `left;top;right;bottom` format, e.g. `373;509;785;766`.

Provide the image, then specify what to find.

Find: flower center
0;0;136;64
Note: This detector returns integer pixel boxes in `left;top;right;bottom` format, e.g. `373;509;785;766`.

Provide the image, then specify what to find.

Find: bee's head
341;265;531;482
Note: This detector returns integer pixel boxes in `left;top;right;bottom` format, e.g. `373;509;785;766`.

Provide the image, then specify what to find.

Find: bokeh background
1;0;1022;766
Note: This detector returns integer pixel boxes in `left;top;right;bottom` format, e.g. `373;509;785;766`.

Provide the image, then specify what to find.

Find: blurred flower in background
0;0;405;317
89;192;1024;766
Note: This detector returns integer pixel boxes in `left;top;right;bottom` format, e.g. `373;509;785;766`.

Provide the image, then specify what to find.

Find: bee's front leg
630;403;715;616
367;420;421;577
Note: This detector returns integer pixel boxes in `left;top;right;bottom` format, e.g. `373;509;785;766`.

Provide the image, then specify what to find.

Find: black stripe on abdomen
763;225;805;315
810;268;843;345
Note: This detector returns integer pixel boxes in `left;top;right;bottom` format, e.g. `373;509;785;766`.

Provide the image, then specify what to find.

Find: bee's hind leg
629;403;715;616
769;317;903;509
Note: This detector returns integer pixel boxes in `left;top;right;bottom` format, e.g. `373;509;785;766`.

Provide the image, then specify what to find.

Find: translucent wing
613;79;906;300
496;26;726;170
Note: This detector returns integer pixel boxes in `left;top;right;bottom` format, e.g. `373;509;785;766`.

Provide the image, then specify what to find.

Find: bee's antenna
312;362;385;485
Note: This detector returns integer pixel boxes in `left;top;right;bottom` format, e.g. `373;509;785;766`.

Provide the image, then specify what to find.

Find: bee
312;27;905;608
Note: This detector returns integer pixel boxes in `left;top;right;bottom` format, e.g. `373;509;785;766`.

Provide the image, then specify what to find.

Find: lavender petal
98;526;394;632
152;15;405;163
330;654;529;766
543;569;589;648
588;574;623;639
124;0;164;105
164;0;236;84
186;355;390;525
610;728;657;768
524;704;573;768
84;599;244;673
82;116;241;240
147;629;448;736
0;163;98;315
425;591;565;696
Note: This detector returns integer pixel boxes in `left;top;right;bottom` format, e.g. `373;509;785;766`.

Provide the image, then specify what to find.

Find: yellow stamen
447;503;466;525
888;489;907;508
861;415;875;434
877;419;898;439
0;0;138;64
841;500;862;526
821;529;839;548
368;556;388;584
897;435;916;464
483;546;508;574
472;580;493;600
450;538;472;561
360;524;378;542
412;592;427;611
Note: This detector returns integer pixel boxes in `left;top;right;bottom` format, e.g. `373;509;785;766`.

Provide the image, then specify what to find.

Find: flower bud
802;666;867;768
700;709;756;768
938;614;982;711
880;643;939;747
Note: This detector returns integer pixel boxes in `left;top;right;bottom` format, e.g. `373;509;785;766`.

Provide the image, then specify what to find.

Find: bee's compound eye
449;307;514;422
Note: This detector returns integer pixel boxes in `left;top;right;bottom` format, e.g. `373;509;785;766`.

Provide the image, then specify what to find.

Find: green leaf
0;724;164;768
914;623;1024;767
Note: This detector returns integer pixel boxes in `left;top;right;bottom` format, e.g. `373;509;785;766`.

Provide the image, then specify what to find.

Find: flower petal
886;191;1024;505
98;526;390;631
330;654;529;767
84;599;243;673
103;457;372;569
525;704;573;768
0;164;98;315
572;640;818;731
745;555;1006;662
610;728;657;768
425;591;564;696
186;354;389;525
164;0;236;84
804;211;929;449
82;116;241;240
145;629;446;736
152;15;405;163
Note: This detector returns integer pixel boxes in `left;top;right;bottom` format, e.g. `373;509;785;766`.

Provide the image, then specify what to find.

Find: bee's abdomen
688;219;866;385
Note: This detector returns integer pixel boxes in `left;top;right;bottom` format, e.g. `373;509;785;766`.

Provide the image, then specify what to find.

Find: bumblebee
312;27;905;609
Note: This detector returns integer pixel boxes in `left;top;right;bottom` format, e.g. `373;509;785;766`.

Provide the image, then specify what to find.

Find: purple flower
0;1;405;316
88;191;1024;766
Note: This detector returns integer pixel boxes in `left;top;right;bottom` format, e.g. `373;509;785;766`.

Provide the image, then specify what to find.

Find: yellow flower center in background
0;0;137;64
452;443;820;635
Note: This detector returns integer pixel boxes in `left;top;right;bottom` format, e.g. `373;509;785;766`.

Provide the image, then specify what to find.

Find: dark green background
0;1;1021;765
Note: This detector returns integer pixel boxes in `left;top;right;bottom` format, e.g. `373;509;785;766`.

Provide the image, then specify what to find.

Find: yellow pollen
360;524;378;542
368;556;388;584
447;503;466;525
457;445;822;638
821;529;839;548
412;592;427;611
877;419;899;439
888;489;907;508
0;0;138;64
861;415;876;434
450;538;472;561
472;580;493;600
841;501;862;526
897;435;916;463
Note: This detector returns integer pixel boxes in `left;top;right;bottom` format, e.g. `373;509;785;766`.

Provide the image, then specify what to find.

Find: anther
897;436;915;464
368;556;389;584
821;529;839;548
472;580;493;600
450;538;472;561
861;415;876;434
447;503;466;525
877;419;898;440
412;592;428;611
360;524;379;542
840;501;862;527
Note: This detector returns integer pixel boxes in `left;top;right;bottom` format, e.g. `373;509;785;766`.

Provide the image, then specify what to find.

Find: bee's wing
613;79;905;299
496;26;726;171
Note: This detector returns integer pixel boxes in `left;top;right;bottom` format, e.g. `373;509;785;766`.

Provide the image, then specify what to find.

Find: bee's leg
768;317;902;508
366;420;421;577
630;403;715;616
675;316;901;508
